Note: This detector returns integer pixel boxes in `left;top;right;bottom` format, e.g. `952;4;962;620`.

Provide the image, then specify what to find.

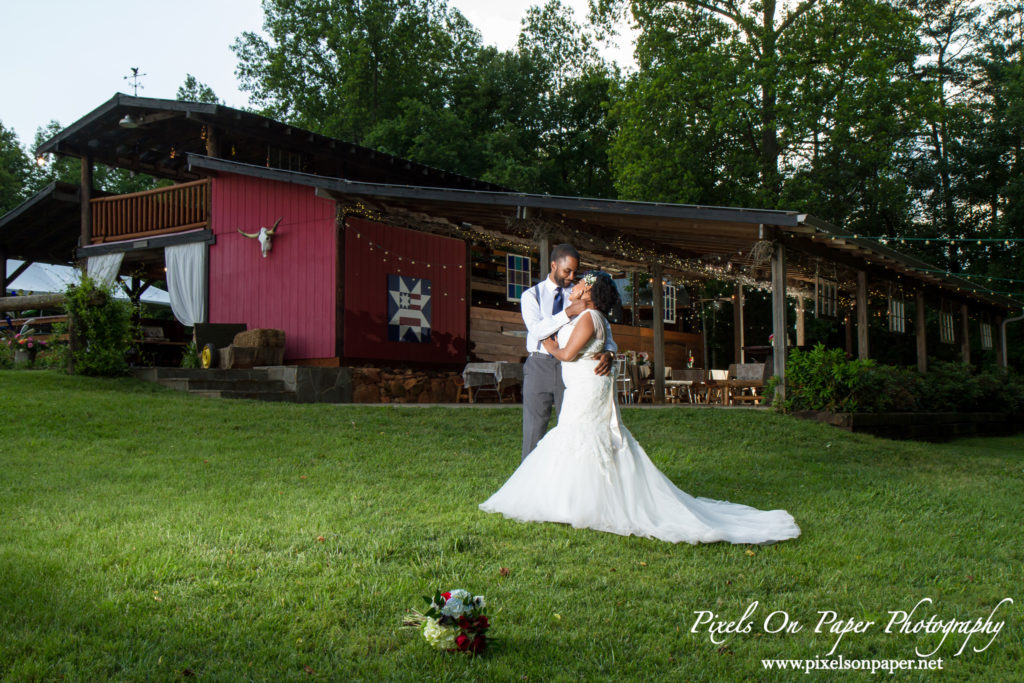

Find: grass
0;370;1022;681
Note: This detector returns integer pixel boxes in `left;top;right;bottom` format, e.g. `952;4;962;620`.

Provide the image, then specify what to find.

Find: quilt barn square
387;274;432;343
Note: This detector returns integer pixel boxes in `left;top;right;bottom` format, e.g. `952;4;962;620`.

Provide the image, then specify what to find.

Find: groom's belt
528;352;557;359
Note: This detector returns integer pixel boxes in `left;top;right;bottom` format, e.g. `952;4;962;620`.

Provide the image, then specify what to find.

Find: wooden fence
90;178;210;243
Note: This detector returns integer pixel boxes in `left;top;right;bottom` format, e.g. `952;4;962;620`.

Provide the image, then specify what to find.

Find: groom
520;244;615;460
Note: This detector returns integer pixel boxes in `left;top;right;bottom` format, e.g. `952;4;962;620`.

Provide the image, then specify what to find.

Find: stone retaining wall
350;367;462;403
792;410;1021;441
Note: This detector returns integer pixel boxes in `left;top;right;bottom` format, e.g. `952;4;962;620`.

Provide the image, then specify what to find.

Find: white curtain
87;252;124;287
164;242;208;326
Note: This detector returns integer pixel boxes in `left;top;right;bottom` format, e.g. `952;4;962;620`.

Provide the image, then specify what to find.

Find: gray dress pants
521;352;565;460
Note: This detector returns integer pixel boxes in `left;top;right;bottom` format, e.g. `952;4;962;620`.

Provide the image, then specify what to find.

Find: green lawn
1;370;1021;681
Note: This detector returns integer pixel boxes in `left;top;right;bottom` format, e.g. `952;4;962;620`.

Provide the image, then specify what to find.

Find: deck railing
90;178;210;243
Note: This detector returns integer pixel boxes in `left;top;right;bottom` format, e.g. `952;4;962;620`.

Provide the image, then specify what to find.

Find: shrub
775;343;874;413
55;276;133;376
772;346;1023;416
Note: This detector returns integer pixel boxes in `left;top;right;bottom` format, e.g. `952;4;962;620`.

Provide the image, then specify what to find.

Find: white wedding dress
480;309;800;545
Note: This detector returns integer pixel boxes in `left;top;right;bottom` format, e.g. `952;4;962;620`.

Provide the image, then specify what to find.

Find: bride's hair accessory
580;270;610;288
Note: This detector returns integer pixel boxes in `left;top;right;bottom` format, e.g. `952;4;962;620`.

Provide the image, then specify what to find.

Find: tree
233;0;618;196
176;74;221;104
0;121;33;214
233;0;482;144
600;0;928;226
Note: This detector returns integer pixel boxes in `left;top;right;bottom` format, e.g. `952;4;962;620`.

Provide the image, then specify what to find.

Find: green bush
774;343;874;413
55;276;133;376
772;345;1023;415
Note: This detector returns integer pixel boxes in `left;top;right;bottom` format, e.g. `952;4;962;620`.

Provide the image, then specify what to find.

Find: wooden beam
795;295;806;347
857;270;869;360
733;282;744;363
995;315;1005;369
80;156;93;247
7;259;32;287
916;291;928;374
771;241;787;400
651;263;665;404
960;303;970;366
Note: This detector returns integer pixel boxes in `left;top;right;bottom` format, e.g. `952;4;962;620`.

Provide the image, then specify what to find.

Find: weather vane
124;67;146;96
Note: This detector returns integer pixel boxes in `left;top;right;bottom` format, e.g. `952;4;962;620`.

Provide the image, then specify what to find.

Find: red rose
441;591;451;600
455;634;470;651
458;615;471;629
475;615;489;631
470;635;486;654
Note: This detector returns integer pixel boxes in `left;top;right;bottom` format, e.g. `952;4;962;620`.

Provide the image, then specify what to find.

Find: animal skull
238;217;282;258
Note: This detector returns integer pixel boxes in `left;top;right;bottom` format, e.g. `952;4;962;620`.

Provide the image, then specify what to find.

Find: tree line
2;0;1023;300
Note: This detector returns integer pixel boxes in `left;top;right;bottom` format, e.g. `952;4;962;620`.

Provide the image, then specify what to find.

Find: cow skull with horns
237;217;282;258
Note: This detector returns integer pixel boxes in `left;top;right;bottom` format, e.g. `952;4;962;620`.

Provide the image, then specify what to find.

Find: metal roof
36;93;507;192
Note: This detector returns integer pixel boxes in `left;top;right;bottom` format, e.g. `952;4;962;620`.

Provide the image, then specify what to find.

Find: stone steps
132;366;352;403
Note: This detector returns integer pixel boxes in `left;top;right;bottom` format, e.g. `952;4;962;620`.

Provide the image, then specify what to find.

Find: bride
479;271;800;545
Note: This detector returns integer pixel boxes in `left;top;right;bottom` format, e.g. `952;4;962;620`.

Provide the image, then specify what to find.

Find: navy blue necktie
552;287;564;315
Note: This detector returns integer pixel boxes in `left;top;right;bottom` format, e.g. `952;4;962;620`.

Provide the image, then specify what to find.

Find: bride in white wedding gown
479;272;800;545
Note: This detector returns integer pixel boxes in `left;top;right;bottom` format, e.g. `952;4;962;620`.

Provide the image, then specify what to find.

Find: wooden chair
453;376;472;403
615;356;634;404
725;363;769;405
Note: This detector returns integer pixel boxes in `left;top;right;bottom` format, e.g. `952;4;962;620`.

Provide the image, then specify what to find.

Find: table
663;379;695;403
461;362;524;403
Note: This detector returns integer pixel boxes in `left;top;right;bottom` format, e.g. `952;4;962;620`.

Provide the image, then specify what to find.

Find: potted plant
4;322;48;366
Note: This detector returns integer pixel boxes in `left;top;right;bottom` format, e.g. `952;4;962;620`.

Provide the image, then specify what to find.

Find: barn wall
343;217;467;364
208;174;337;360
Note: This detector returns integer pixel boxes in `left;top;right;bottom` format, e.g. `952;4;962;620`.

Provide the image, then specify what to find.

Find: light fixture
118;114;140;129
35;155;46;167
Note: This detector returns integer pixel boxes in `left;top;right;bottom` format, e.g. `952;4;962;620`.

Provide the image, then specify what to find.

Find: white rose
473;595;486;609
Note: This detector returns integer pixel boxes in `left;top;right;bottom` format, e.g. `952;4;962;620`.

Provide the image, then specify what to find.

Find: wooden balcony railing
90;178;210;243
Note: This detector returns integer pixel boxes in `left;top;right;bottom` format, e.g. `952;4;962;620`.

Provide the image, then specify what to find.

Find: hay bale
232;328;285;348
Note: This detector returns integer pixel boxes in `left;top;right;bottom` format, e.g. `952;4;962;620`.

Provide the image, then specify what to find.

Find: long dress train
479;309;800;545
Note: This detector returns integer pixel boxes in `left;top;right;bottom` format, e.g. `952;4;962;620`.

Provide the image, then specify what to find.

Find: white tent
5;260;171;305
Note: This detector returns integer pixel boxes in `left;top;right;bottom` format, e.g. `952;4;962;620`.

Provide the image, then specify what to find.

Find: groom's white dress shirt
521;277;617;356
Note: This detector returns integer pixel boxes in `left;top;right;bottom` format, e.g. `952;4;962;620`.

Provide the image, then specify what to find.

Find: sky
0;0;636;150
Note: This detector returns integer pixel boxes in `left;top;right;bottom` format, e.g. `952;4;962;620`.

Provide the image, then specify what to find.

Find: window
939;308;955;344
506;253;532;301
888;296;905;333
267;145;303;171
817;278;838;318
981;322;993;350
663;283;676;324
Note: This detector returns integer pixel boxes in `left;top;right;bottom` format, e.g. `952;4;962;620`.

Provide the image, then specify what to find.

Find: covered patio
186;154;1021;404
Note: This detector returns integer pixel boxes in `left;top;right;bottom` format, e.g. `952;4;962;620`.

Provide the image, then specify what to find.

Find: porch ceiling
0;182;95;265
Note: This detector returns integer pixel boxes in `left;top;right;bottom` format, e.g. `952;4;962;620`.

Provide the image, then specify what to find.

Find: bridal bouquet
405;589;489;654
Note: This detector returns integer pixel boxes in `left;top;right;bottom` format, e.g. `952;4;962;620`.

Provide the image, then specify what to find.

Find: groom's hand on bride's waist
594;351;614;376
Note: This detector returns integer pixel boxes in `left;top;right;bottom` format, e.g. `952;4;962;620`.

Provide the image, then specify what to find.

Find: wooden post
770;241;786;400
960;303;970;366
538;236;550;281
630;272;639;326
80;156;93;246
205;126;221;158
651;263;665;404
995;315;1005;369
915;291;927;373
0;246;7;295
733;282;744;363
795;295;805;347
856;270;869;360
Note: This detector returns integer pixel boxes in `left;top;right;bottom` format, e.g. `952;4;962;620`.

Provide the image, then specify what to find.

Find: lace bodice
556;308;608;360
